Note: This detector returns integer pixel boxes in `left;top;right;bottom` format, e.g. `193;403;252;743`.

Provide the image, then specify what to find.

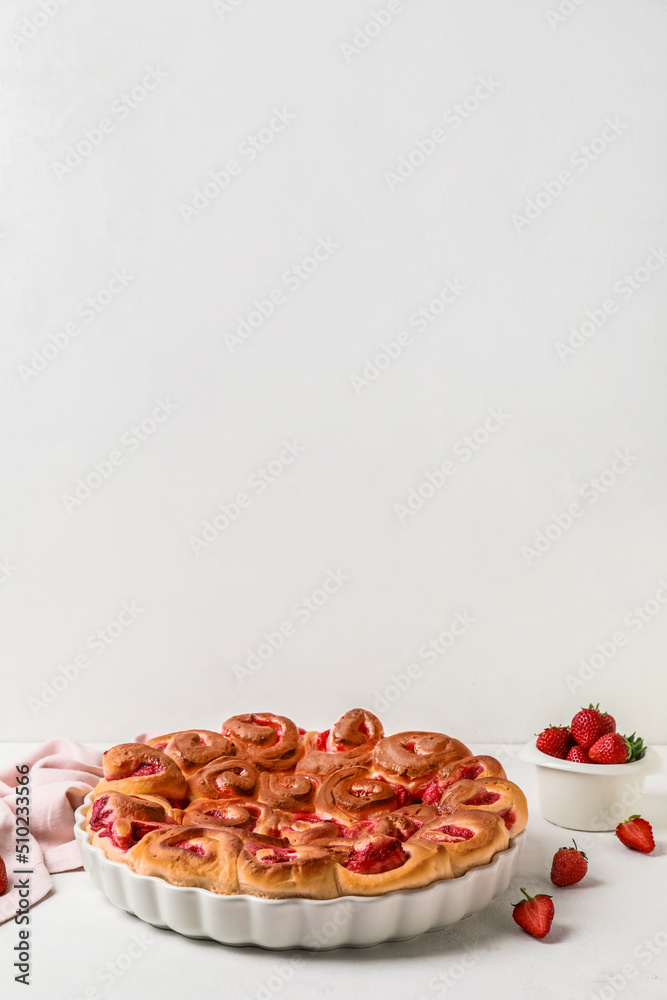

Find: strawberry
570;704;616;749
512;888;554;938
0;856;7;896
616;815;655;854
536;726;574;759
588;732;645;765
550;840;588;886
566;745;590;763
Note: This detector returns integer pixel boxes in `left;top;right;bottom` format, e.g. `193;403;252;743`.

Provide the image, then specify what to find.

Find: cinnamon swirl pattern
86;710;527;898
221;714;303;770
147;730;236;775
298;708;383;775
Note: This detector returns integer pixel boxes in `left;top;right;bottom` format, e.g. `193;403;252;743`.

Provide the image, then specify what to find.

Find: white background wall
2;0;666;745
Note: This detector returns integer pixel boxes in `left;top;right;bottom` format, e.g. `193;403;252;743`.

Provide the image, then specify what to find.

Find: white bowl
73;794;526;950
519;742;662;831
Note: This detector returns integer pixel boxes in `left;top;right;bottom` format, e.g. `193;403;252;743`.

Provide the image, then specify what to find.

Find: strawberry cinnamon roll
315;766;401;826
186;757;259;801
437;778;528;838
372;732;471;794
130;825;243;893
86;791;178;861
221;714;303;770
421;755;506;805
147;730;236;775
257;770;319;813
237;839;344;899
96;744;187;802
298;709;383;776
414;809;510;876
278;817;342;845
333;834;453;895
256;767;339;842
181;797;278;837
374;803;439;841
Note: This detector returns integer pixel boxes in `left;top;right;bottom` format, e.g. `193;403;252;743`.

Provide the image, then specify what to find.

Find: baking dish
74;793;526;949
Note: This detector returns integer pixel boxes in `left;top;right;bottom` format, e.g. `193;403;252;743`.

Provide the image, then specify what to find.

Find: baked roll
181;797;278;837
95;743;187;802
372;732;471;794
333;834;453;895
374;803;439;841
421;755;506;804
278;817;342;845
186;757;259;801
414;809;510;876
221;714;303;770
298;709;384;775
257;770;319;813
259;772;345;840
87;791;178;860
237;839;343;899
438;777;528;838
315;766;401;826
130;825;243;893
147;730;236;775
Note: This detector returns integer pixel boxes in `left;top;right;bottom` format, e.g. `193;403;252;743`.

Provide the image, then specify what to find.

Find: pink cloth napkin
0;733;166;924
0;739;104;924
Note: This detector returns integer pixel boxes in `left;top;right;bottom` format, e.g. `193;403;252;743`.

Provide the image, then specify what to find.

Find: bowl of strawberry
519;704;661;830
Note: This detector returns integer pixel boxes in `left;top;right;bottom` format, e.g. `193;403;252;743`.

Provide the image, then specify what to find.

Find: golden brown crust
95;743;188;801
432;755;506;791
414;809;510;876
86;791;179;861
181;797;278;836
372;732;472;784
315;766;399;824
438;777;528;838
374;803;439;840
279;818;342;845
146;730;236;775
298;709;384;775
333;835;453;895
221;714;303;770
237;840;344;899
129;826;242;892
186;757;259;801
88;711;526;898
257;770;319;812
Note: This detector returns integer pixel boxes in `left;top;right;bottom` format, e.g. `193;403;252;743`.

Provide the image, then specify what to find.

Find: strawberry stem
515;887;552;904
624;734;646;762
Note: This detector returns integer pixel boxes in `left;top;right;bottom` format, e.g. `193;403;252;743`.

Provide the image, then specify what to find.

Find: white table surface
0;744;665;1000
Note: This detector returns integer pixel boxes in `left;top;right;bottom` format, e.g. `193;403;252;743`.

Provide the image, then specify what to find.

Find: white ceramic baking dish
74;793;526;950
519;742;662;831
